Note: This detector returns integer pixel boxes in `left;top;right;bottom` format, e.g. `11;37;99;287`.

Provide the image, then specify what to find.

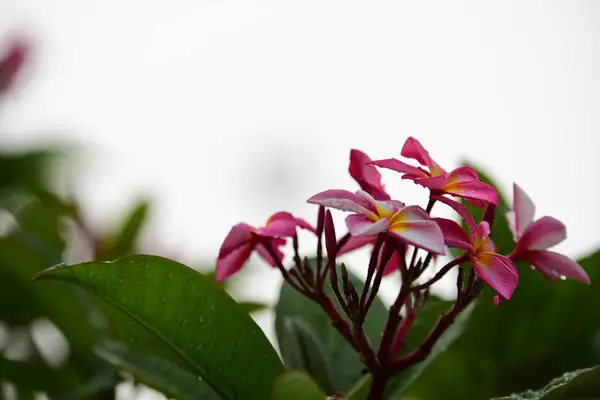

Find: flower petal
523;250;590;284
389;206;446;255
256;238;286;267
349;149;391;201
513;183;536;238
307;189;376;217
338;235;376;255
433;217;474;252
294;217;317;234
255;212;298;237
368;158;429;179
517;216;566;251
506;211;518;242
218;223;254;259
442;168;499;205
215;242;255;281
472;252;518;300
432;195;479;241
346;214;389;236
401;137;445;175
414;174;451;190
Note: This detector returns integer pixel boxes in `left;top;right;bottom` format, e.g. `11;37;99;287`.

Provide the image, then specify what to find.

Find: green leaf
103;200;149;260
275;262;387;394
95;340;219;400
491;366;600;400
237;301;269;314
271;371;325;400
0;355;78;394
34;254;285;399
278;317;331;392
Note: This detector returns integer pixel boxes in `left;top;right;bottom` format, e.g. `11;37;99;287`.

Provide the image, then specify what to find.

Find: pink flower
434;195;518;301
215;212;313;281
369;137;498;207
349;149;390;201
307;189;446;255
0;40;28;94
506;184;590;283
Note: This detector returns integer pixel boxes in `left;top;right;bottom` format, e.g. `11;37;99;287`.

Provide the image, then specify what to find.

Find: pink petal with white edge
433;218;474;252
338;235;376;255
442;179;499;206
432;195;479;240
294;217;317;234
524;250;590;284
390;220;446;255
506;211;518;242
349;149;391;201
518;216;566;251
256;238;286;267
472;252;518;300
513;183;536;238
368;158;429;179
215;242;255;281
346;214;389;236
307;189;376;217
255;212;298;238
218;223;254;259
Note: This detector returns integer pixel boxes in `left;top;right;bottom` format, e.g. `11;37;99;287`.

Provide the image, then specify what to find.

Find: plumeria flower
349;149;391;201
307;189;446;255
338;149;402;274
369;137;498;207
506;184;590;283
433;195;518;301
215;212;313;281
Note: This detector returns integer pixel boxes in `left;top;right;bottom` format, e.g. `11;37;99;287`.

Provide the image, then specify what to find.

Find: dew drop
182;318;188;327
559;275;567;280
168;273;174;279
210;305;215;311
192;285;196;290
118;278;124;284
237;341;243;347
196;344;203;351
162;297;167;303
198;376;203;381
198;316;205;323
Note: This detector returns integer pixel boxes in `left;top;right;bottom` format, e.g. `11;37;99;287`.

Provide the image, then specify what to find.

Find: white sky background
1;1;600;398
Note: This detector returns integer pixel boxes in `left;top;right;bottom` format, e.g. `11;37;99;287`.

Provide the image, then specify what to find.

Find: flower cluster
216;137;589;302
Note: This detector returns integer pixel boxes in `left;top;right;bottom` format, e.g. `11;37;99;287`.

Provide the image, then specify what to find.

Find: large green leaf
34;255;284;399
271;371;325;400
492;366;600;400
407;165;600;399
275;263;387;394
95;340;219;400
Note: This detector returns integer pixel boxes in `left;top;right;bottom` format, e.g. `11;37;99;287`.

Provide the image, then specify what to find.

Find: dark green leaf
95;340;219;400
275;261;387;394
34;254;284;399
278;317;331;392
271;370;325;400
491;366;600;400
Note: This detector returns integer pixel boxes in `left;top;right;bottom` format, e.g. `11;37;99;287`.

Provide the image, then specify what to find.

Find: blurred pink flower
506;183;589;283
0;40;28;94
370;137;498;207
349;149;390;201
